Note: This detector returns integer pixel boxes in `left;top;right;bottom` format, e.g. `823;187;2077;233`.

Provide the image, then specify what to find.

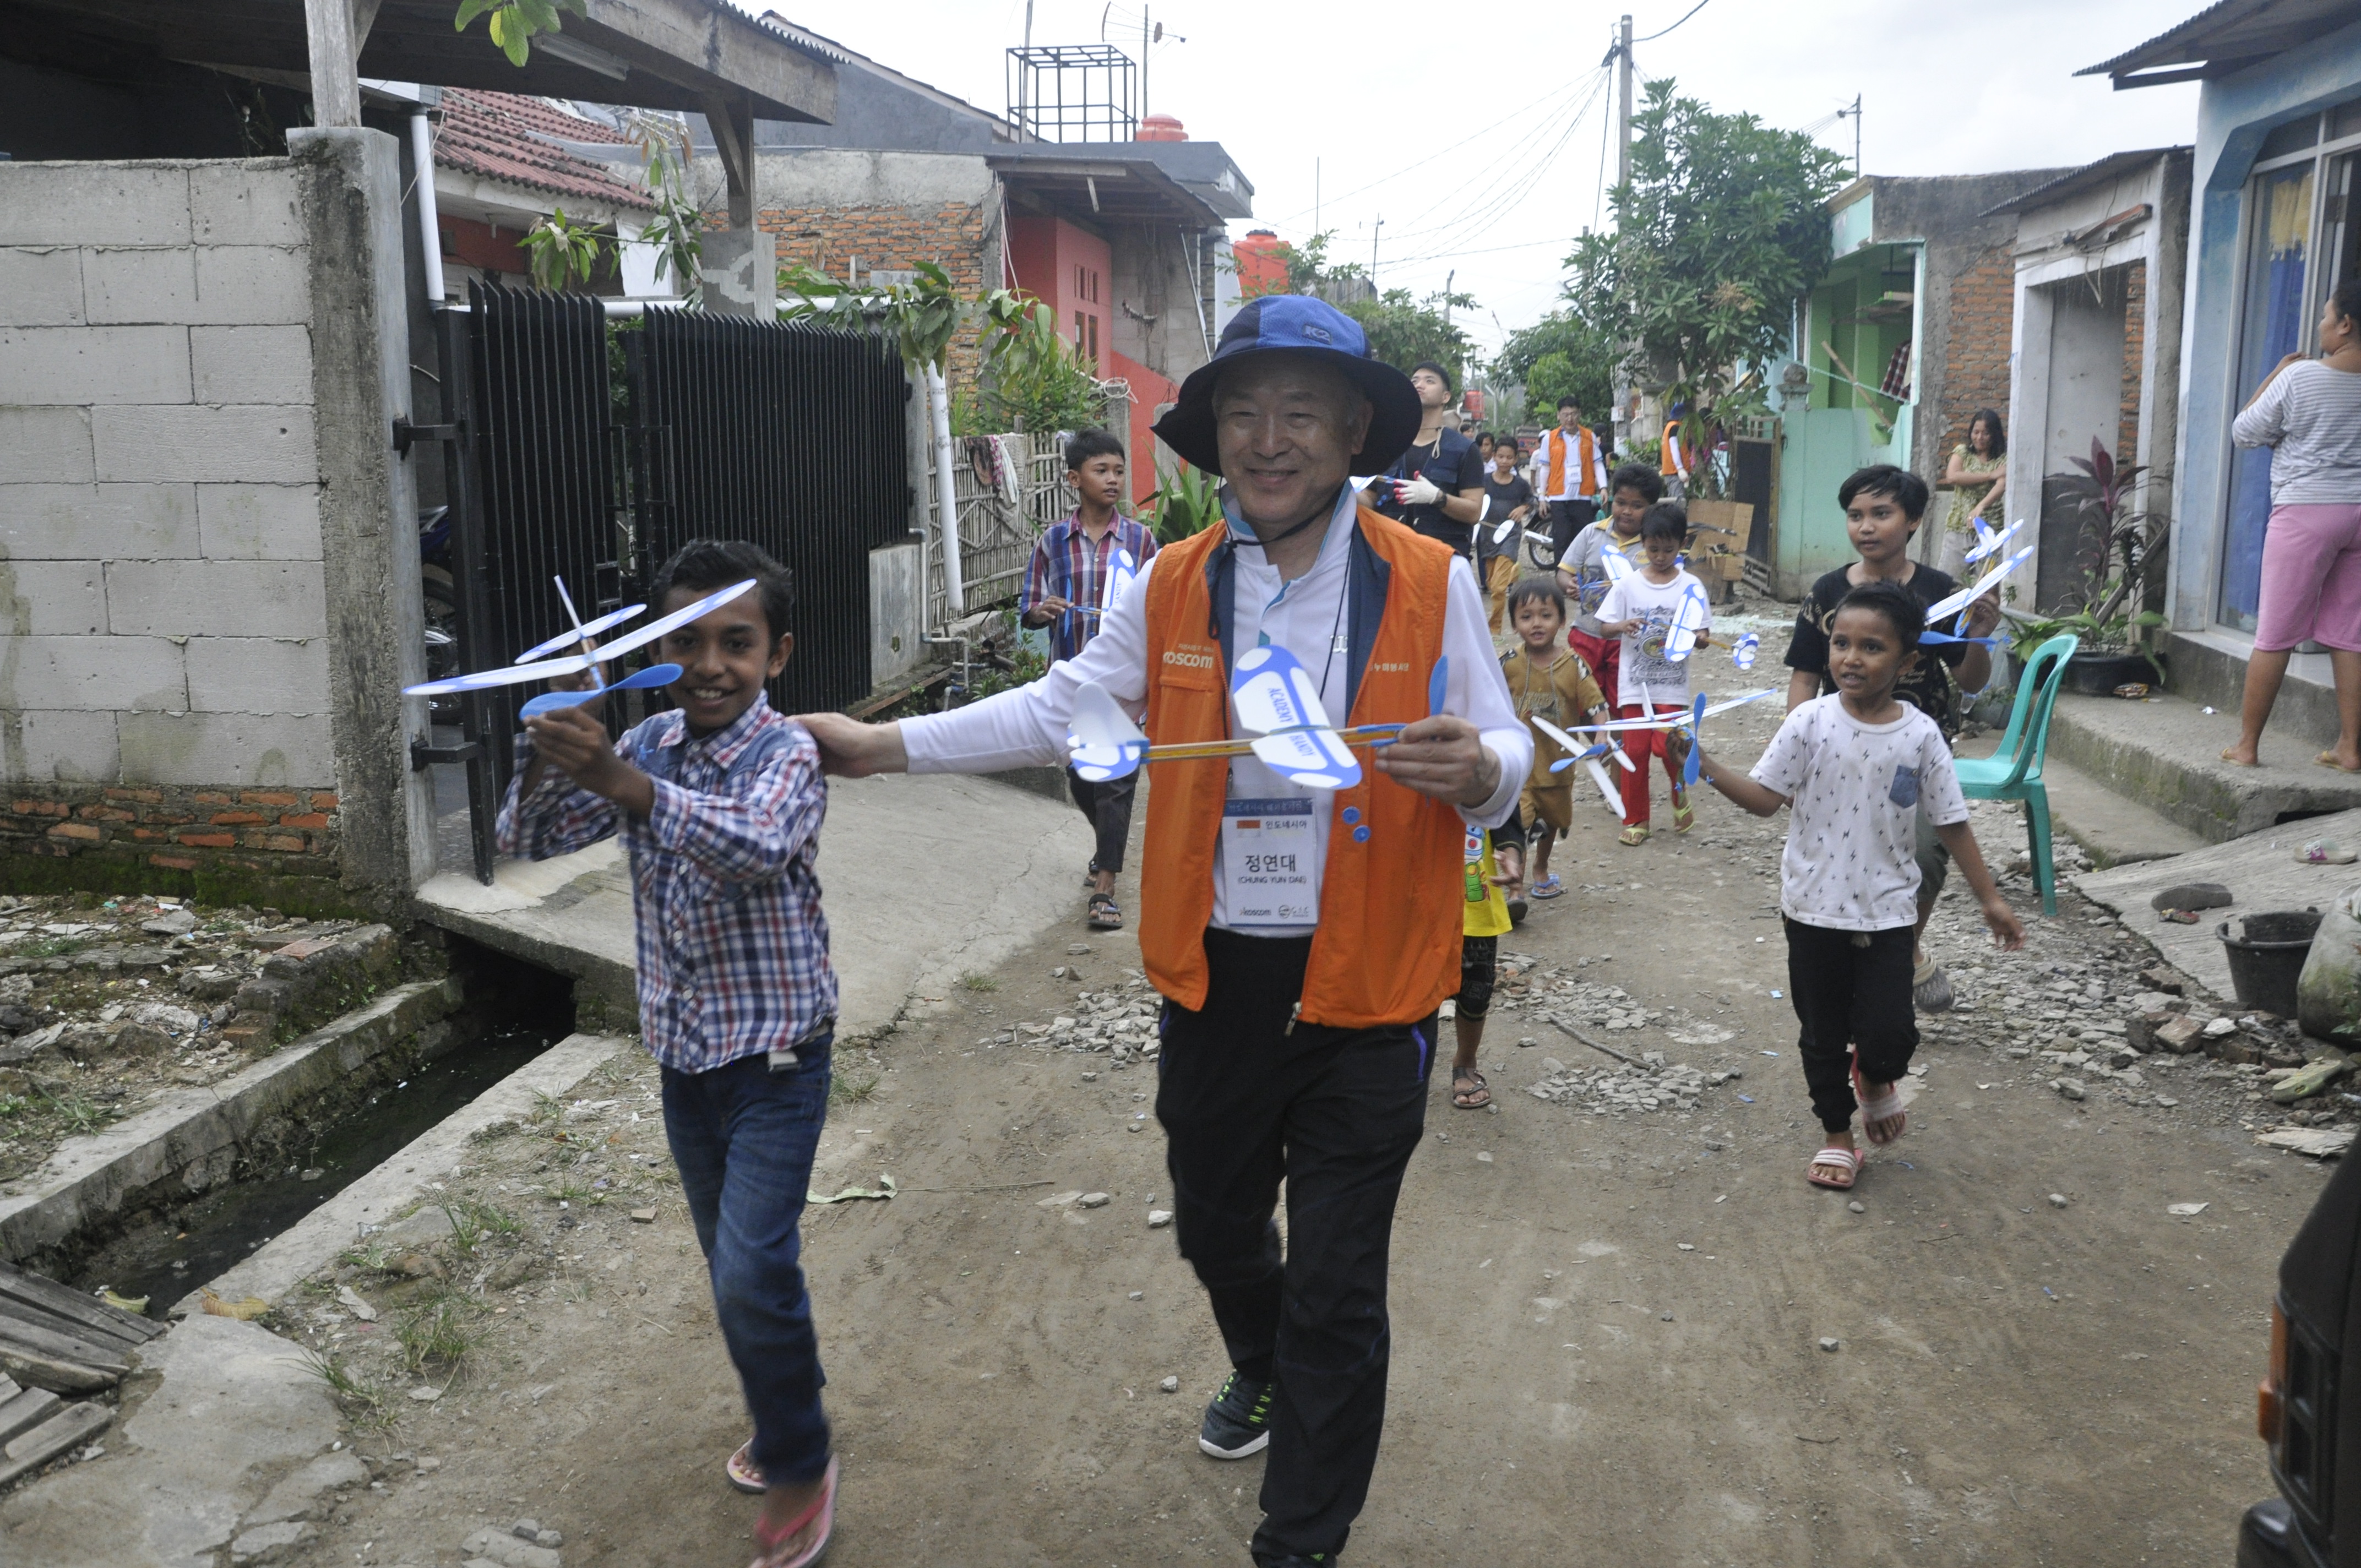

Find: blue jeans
661;1042;834;1486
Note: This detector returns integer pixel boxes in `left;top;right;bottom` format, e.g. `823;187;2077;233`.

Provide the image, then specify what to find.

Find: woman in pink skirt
2227;277;2361;771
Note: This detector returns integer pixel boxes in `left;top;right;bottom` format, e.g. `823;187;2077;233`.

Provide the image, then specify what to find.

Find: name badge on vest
1221;797;1318;926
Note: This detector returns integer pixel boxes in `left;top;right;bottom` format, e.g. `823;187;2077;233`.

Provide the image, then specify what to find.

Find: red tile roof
433;90;656;213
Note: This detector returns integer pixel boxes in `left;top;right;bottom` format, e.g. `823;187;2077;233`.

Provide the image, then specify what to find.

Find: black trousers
1156;928;1436;1564
1783;918;1918;1132
1546;496;1597;559
1065;765;1138;875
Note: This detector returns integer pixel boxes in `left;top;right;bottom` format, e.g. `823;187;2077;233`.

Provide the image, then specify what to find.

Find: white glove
1394;476;1443;508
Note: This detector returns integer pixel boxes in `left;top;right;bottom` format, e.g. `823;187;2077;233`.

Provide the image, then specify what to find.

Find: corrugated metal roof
1979;148;2193;216
2079;0;2361;80
435;90;656;213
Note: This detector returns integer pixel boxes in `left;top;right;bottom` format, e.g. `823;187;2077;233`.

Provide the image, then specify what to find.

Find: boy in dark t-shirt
1782;465;2003;1016
1479;439;1536;631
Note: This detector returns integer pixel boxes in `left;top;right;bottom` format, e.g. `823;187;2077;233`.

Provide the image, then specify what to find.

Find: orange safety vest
1540;425;1603;499
1661;418;1687;477
1138;507;1464;1028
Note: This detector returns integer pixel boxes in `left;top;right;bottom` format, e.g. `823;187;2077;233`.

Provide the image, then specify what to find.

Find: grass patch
956;970;999;993
830;1072;881;1106
19;937;85;959
394;1293;480;1374
301;1348;395;1428
546;1178;602;1206
40;1089;115;1137
442;1199;521;1257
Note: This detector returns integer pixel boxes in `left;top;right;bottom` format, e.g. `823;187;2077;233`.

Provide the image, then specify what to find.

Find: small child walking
1498;575;1610;900
1448;813;1524;1109
1595;502;1709;845
498;540;842;1568
1671;581;2024;1191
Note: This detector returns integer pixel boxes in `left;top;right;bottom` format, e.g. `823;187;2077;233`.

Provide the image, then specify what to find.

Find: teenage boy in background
1782;464;2004;1013
1530;396;1611;562
1479;437;1537;633
1368;360;1486;551
1020;428;1161;932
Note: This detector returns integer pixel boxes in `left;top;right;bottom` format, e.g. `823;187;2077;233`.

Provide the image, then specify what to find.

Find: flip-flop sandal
1912;959;1954;1013
727;1439;765;1495
1618;824;1650;847
2317;752;2361;774
1671;794;1695;834
2221;748;2259;767
748;1456;839;1568
1530;874;1566;900
1087;891;1123;931
1452;1069;1492;1109
1807;1146;1861;1190
1852;1060;1907;1145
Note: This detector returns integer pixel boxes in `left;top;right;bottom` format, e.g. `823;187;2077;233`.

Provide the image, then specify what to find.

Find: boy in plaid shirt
1019;427;1158;931
498;538;840;1568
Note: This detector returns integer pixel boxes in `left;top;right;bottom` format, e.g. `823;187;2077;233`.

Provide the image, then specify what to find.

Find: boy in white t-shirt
1669;580;2023;1193
1595;503;1707;843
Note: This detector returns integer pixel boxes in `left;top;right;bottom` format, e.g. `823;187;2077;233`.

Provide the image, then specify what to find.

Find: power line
1378;69;1611;251
1258;77;1581;231
1631;0;1713;43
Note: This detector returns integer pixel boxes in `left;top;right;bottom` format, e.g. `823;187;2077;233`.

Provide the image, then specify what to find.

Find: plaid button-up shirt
495;693;837;1074
1020;512;1160;662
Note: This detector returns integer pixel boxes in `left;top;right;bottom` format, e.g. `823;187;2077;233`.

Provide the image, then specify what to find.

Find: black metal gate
423;284;907;883
624;310;909;717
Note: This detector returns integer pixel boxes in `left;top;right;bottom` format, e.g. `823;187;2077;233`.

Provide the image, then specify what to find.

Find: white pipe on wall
928;364;965;617
410;110;445;305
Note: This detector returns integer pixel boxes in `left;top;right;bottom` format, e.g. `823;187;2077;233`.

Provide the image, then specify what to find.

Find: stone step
2044;690;2361;843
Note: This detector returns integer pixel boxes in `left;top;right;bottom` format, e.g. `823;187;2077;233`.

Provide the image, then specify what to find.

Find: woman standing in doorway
1938;409;2008;574
2226;278;2361;771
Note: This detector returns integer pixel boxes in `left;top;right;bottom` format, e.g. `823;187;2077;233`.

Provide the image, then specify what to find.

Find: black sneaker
1199;1370;1275;1458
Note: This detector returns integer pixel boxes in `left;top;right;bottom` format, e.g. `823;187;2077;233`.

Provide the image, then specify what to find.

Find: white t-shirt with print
1748;695;1968;932
1596;567;1708;709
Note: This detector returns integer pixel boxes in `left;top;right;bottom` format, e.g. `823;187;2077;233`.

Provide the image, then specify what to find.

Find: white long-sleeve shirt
902;487;1532;937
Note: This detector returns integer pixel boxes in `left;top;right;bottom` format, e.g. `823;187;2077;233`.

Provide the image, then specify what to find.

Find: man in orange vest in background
1529;394;1611;565
800;296;1531;1568
1660;400;1693;499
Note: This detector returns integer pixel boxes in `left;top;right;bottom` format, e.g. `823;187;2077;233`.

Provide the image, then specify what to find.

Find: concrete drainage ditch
0;929;603;1525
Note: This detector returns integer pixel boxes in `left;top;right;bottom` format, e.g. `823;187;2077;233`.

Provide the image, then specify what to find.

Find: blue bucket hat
1151;295;1422;476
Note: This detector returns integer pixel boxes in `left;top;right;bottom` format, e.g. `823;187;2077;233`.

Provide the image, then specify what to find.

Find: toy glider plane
401;575;758;715
1067;646;1445;792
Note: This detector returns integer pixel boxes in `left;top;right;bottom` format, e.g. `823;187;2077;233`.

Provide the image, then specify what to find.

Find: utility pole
1444;268;1455;325
1836;94;1863;176
1371;216;1383;287
1141;7;1150;126
302;0;362;128
1615;13;1633;202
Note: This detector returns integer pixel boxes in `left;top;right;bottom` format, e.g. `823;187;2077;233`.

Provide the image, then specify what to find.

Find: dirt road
289;689;2315;1568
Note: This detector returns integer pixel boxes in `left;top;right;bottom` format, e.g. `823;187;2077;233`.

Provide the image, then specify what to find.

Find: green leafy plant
454;0;586;67
1497;311;1620;419
2056;437;2170;624
958;970;999;993
1560;78;1852;414
519;208;608;291
1144;462;1222;545
394;1294;479;1374
622;111;703;301
1343;288;1478;388
977;303;1108;434
301;1348;394;1428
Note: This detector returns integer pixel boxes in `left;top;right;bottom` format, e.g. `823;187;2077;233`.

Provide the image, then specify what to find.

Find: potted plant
2005;438;2171;695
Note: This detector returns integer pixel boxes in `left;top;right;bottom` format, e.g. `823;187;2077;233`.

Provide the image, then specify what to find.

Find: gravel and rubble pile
995;970;1163;1069
0;892;412;1185
1522;1050;1734;1115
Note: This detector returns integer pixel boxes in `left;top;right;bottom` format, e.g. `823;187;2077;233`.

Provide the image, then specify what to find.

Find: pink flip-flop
1807;1146;1861;1190
1852;1060;1907;1145
748;1456;839;1568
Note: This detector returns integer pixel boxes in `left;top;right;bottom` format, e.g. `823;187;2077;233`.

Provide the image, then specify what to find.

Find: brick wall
1937;241;2016;461
756;201;993;383
0;159;339;900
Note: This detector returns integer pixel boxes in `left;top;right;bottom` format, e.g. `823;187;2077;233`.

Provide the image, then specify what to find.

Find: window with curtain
2221;162;2317;630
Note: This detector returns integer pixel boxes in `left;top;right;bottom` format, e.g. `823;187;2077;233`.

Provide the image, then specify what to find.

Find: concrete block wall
0;160;336;849
0;138;432;911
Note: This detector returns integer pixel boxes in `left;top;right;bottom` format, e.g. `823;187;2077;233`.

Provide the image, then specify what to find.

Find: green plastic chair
1953;634;2079;916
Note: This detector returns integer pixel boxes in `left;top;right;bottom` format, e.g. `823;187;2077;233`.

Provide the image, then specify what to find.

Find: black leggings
1783;918;1917;1133
1066;765;1137;875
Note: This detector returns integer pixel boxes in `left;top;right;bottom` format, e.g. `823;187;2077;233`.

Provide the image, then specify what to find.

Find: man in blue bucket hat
802;295;1530;1567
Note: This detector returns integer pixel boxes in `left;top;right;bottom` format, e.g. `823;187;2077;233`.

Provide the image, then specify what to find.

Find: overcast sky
754;0;2202;360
